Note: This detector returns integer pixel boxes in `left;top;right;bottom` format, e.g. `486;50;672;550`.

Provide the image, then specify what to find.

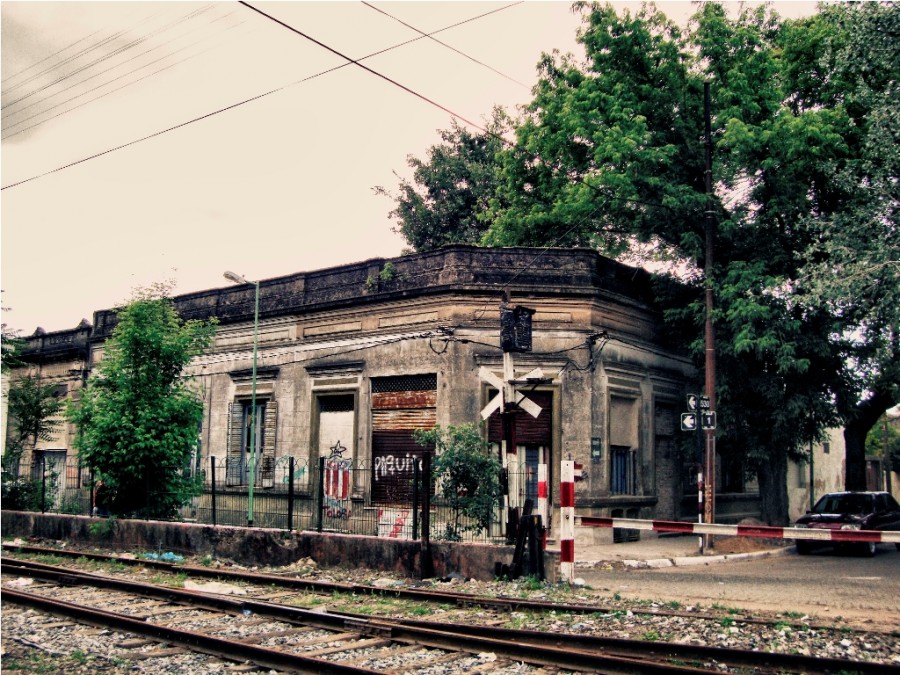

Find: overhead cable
361;1;529;89
2;3;517;190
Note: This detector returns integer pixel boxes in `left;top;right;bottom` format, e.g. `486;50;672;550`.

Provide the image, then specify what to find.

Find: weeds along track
3;555;898;674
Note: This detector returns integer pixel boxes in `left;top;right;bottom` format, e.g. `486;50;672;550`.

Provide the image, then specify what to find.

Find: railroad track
1;542;890;636
3;557;895;674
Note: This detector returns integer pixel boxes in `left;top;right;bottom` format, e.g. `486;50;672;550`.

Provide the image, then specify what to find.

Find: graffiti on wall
323;441;352;520
374;453;422;481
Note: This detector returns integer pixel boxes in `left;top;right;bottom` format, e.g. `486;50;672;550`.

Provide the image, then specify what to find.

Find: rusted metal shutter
372;430;433;503
371;374;437;504
487;391;552;445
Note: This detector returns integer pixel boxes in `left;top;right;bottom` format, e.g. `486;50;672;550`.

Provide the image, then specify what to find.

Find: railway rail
3;556;896;674
0;542;891;635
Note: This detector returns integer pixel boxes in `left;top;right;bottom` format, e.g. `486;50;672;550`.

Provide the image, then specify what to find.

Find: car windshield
813;494;873;515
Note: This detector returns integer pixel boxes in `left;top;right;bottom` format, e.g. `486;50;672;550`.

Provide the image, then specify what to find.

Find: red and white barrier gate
578;515;900;545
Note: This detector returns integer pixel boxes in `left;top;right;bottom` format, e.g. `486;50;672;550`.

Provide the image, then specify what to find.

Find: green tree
1;322;24;373
375;107;512;252
69;287;215;518
866;415;900;474
380;2;896;521
414;424;502;540
479;2;897;522
4;375;64;464
786;3;900;490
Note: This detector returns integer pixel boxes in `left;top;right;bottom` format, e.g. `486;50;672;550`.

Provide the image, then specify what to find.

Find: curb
621;546;793;569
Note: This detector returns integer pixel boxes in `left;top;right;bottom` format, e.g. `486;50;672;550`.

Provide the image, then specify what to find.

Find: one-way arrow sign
681;412;698;431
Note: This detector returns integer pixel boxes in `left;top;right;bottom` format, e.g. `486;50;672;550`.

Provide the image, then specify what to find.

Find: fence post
316;456;325;533
412;460;420;540
210;457;217;527
287;456;295;531
420;452;433;578
90;468;95;517
41;457;47;514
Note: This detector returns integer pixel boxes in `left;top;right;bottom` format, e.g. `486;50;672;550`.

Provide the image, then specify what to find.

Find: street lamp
224;270;260;527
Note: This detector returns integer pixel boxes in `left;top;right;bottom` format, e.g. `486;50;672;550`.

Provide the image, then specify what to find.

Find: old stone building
7;246;767;538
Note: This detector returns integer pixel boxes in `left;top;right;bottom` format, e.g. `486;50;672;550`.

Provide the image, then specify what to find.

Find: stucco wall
787;428;846;521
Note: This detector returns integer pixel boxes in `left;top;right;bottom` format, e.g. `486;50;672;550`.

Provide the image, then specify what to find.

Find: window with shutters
226;399;277;486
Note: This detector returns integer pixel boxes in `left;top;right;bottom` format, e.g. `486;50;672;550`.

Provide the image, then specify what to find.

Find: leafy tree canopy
70;285;216;518
382;1;898;522
4;375;64;463
375;107;513;253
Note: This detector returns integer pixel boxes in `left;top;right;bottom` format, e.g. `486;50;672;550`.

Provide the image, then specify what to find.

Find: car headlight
840;523;861;530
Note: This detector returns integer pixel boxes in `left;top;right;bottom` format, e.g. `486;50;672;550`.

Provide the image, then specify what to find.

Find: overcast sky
1;1;818;335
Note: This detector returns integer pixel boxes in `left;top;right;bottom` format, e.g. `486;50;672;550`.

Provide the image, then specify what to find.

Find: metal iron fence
1;455;524;545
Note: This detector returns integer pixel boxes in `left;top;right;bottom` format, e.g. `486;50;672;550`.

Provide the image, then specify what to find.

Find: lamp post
224;270;260;527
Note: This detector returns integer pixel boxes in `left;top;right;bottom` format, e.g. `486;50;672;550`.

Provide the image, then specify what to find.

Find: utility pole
703;82;717;548
480;298;542;542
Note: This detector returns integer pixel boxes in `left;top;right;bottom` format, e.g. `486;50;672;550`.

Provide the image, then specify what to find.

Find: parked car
793;491;900;556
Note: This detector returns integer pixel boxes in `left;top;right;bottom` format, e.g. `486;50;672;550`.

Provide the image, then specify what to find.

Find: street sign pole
703;82;718;551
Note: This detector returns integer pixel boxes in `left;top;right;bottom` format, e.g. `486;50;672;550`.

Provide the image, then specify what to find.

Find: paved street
578;544;900;628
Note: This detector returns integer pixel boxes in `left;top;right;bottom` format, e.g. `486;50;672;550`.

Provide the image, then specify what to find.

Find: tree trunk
756;451;789;525
844;419;869;491
844;389;897;491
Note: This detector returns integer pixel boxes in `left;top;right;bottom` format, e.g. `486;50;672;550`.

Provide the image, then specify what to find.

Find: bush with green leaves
69;286;215;519
0;460;61;512
414;423;502;540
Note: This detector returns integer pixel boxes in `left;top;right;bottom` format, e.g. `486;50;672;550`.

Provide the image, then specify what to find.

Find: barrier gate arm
578;516;900;544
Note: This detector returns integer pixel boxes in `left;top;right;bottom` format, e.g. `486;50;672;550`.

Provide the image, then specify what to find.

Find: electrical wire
1;26;106;88
2;11;251;141
238;1;488;134
361;1;530;90
2;5;216;111
2;3;518;190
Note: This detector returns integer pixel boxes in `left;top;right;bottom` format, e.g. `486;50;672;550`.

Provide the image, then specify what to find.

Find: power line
361;1;530;90
1;26;106;87
2;3;519;191
2;10;250;141
238;1;488;134
3;6;241;125
2;5;216;111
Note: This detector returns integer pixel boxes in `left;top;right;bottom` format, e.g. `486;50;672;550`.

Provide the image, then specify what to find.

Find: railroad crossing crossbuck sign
479;366;543;419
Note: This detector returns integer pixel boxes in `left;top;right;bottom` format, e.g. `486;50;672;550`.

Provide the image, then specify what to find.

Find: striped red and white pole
537;463;548;550
697;468;704;554
578;515;900;545
560;460;575;583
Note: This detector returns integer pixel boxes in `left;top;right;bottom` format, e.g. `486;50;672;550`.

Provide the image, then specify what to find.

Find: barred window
371;374;437;393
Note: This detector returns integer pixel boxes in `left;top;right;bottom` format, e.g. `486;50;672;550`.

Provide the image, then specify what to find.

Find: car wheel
796;541;812;555
859;541;876;557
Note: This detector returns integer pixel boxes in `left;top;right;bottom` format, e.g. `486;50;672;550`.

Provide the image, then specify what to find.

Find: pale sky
1;1;818;335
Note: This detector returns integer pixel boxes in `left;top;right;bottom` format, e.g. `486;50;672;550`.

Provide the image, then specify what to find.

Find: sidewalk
557;533;794;570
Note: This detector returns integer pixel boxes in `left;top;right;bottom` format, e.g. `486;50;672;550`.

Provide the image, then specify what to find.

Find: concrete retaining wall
1;511;558;582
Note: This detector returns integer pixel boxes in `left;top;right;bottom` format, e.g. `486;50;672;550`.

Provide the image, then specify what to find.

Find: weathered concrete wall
1;511;558;583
